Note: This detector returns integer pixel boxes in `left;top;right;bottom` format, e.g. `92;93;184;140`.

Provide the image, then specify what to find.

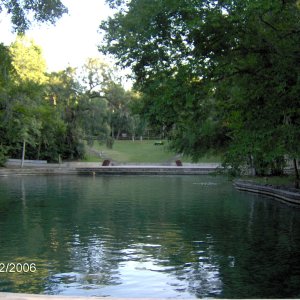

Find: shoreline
0;163;221;176
234;179;300;207
0;292;175;300
2;165;299;206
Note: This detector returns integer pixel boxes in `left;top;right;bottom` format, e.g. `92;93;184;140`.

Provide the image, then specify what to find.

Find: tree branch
259;14;279;32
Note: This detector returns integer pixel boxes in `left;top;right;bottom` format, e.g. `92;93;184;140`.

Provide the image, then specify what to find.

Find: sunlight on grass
82;140;222;164
90;140;174;163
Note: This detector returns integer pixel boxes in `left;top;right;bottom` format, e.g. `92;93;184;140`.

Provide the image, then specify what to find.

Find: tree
105;82;132;140
0;0;70;163
78;58;114;146
10;35;47;84
127;114;147;141
79;58;136;147
0;43;12;85
127;91;147;140
76;93;110;147
0;36;86;164
79;58;114;99
46;68;85;160
100;0;300;180
0;0;67;32
0;43;13;165
5;36;48;166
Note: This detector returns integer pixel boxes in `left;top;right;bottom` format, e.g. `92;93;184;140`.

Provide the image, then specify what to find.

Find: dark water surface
0;175;300;298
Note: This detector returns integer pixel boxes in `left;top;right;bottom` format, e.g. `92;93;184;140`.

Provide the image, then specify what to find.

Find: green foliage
46;68;85;160
105;82;134;140
0;0;67;32
128;114;147;140
0;38;46;160
79;58;113;97
106;136;114;149
0;44;12;163
10;35;47;85
0;43;12;86
77;94;109;145
78;59;112;143
79;58;146;145
100;0;300;173
1;33;141;163
0;36;86;162
0;144;8;166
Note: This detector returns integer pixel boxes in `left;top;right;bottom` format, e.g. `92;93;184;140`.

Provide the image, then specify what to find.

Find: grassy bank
241;175;298;188
85;140;174;163
82;140;222;164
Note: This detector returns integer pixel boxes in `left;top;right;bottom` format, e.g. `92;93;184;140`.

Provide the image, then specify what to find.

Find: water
0;175;300;298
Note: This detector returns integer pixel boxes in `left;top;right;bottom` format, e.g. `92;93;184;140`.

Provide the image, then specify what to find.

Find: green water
0;175;300;298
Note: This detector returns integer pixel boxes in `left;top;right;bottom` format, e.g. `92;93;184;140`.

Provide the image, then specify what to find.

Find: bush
0;145;8;167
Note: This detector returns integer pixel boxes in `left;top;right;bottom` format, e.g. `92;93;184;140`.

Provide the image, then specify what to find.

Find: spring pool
0;175;300;298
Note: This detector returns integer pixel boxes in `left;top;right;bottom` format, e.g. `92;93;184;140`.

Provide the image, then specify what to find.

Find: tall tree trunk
111;126;114;139
116;129;121;140
37;142;41;160
249;154;255;176
21;139;26;168
293;158;299;189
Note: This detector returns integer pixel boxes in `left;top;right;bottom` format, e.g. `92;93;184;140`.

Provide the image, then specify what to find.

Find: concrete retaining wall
6;159;47;167
75;166;218;175
234;180;300;206
0;165;220;177
0;168;78;176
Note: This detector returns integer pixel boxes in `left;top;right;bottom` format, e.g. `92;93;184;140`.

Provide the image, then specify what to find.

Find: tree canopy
100;0;300;177
0;33;142;165
0;0;68;32
10;35;47;84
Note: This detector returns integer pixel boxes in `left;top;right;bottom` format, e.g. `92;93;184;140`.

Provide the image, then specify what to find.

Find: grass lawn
84;140;175;163
182;153;222;163
82;140;222;163
241;175;298;188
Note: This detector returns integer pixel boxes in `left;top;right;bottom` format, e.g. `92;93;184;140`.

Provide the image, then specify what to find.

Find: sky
0;0;132;87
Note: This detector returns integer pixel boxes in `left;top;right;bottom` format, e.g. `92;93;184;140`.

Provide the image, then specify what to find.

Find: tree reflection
0;175;300;298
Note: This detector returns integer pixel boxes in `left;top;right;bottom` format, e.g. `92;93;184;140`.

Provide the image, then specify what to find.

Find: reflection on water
0;175;300;298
